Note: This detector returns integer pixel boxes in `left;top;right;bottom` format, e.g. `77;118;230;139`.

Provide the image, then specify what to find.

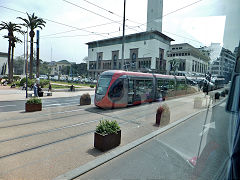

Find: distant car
39;75;48;80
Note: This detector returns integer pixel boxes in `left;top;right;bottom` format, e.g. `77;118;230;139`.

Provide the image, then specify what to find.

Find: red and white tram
94;70;186;109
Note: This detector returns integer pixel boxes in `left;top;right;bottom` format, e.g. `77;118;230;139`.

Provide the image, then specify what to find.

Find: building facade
0;52;8;76
166;43;210;76
49;60;74;76
210;47;236;82
86;31;174;78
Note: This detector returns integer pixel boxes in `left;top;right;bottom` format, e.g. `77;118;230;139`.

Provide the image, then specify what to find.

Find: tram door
128;78;134;104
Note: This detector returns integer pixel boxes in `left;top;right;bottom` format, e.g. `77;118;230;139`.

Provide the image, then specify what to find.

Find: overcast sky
0;0;239;63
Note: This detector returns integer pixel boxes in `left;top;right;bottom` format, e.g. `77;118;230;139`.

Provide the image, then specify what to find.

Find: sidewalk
0;85;95;101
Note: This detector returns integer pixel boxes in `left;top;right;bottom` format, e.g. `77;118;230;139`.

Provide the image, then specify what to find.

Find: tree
40;61;51;75
13;56;25;75
0;21;23;82
10;36;22;79
18;13;46;79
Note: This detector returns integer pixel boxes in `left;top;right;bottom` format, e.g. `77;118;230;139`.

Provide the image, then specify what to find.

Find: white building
166;43;210;76
0;52;8;76
87;31;174;78
49;60;75;76
86;0;173;78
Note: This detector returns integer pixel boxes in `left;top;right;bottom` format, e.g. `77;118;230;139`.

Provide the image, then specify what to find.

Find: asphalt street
0;95;95;112
79;100;230;180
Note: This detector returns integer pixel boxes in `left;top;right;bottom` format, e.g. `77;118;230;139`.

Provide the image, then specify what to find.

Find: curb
54;97;227;180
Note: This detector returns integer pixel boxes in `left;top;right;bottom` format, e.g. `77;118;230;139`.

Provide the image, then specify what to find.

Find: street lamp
121;0;126;70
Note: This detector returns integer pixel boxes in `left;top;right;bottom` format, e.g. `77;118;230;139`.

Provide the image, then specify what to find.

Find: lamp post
121;0;126;70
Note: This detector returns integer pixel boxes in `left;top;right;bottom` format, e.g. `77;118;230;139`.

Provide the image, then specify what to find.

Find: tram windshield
96;75;112;95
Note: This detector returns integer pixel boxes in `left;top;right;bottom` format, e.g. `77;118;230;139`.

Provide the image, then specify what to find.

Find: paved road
0;95;95;112
79;100;230;180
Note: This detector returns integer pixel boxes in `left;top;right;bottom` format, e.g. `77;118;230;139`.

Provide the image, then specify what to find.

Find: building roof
57;60;71;64
86;30;174;48
168;43;210;62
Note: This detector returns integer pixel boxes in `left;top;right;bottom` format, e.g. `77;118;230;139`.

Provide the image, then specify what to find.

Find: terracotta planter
94;130;121;151
25;103;42;112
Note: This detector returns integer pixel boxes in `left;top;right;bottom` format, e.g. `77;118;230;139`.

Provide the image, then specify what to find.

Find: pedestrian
22;83;26;90
33;83;38;97
70;84;74;92
48;82;52;92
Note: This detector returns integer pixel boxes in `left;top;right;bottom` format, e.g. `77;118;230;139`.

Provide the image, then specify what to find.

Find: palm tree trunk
11;43;15;82
7;39;12;82
30;35;34;79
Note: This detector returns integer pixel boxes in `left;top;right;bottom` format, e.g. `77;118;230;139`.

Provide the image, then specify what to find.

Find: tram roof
100;70;184;80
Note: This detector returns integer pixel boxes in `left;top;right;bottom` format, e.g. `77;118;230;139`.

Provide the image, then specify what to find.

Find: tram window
168;80;175;89
109;79;124;99
136;80;143;93
157;79;164;90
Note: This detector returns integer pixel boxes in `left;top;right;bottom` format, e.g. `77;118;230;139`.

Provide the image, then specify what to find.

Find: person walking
33;83;38;97
48;82;52;92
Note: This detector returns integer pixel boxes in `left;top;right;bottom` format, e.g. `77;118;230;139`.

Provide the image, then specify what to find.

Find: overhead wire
0;1;205;49
0;5;112;39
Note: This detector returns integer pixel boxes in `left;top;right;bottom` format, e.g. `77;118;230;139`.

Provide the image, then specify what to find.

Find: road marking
219;102;226;107
199;122;215;136
45;103;62;107
0;105;17;108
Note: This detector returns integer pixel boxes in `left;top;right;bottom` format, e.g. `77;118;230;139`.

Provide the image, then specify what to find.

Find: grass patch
50;80;94;87
51;85;70;89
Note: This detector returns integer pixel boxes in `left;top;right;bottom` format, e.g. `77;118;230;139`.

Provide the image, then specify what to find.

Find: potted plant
215;92;220;100
221;91;226;97
80;93;91;105
25;97;42;112
225;89;229;95
94;120;121;151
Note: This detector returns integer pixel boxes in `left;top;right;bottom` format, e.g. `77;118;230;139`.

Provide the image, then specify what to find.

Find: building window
172;48;175;50
132;53;136;60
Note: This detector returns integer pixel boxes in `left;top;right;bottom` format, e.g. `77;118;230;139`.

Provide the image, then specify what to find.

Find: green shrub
20;77;34;87
96;120;120;136
39;79;50;88
26;98;42;104
14;81;21;87
90;85;95;88
13;76;21;81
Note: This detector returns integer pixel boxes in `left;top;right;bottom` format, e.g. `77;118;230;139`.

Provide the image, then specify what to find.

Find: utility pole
36;30;40;78
121;0;126;70
23;31;26;75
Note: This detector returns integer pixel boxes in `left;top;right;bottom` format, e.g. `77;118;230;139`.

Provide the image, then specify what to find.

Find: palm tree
0;21;23;82
11;36;22;80
18;13;46;79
